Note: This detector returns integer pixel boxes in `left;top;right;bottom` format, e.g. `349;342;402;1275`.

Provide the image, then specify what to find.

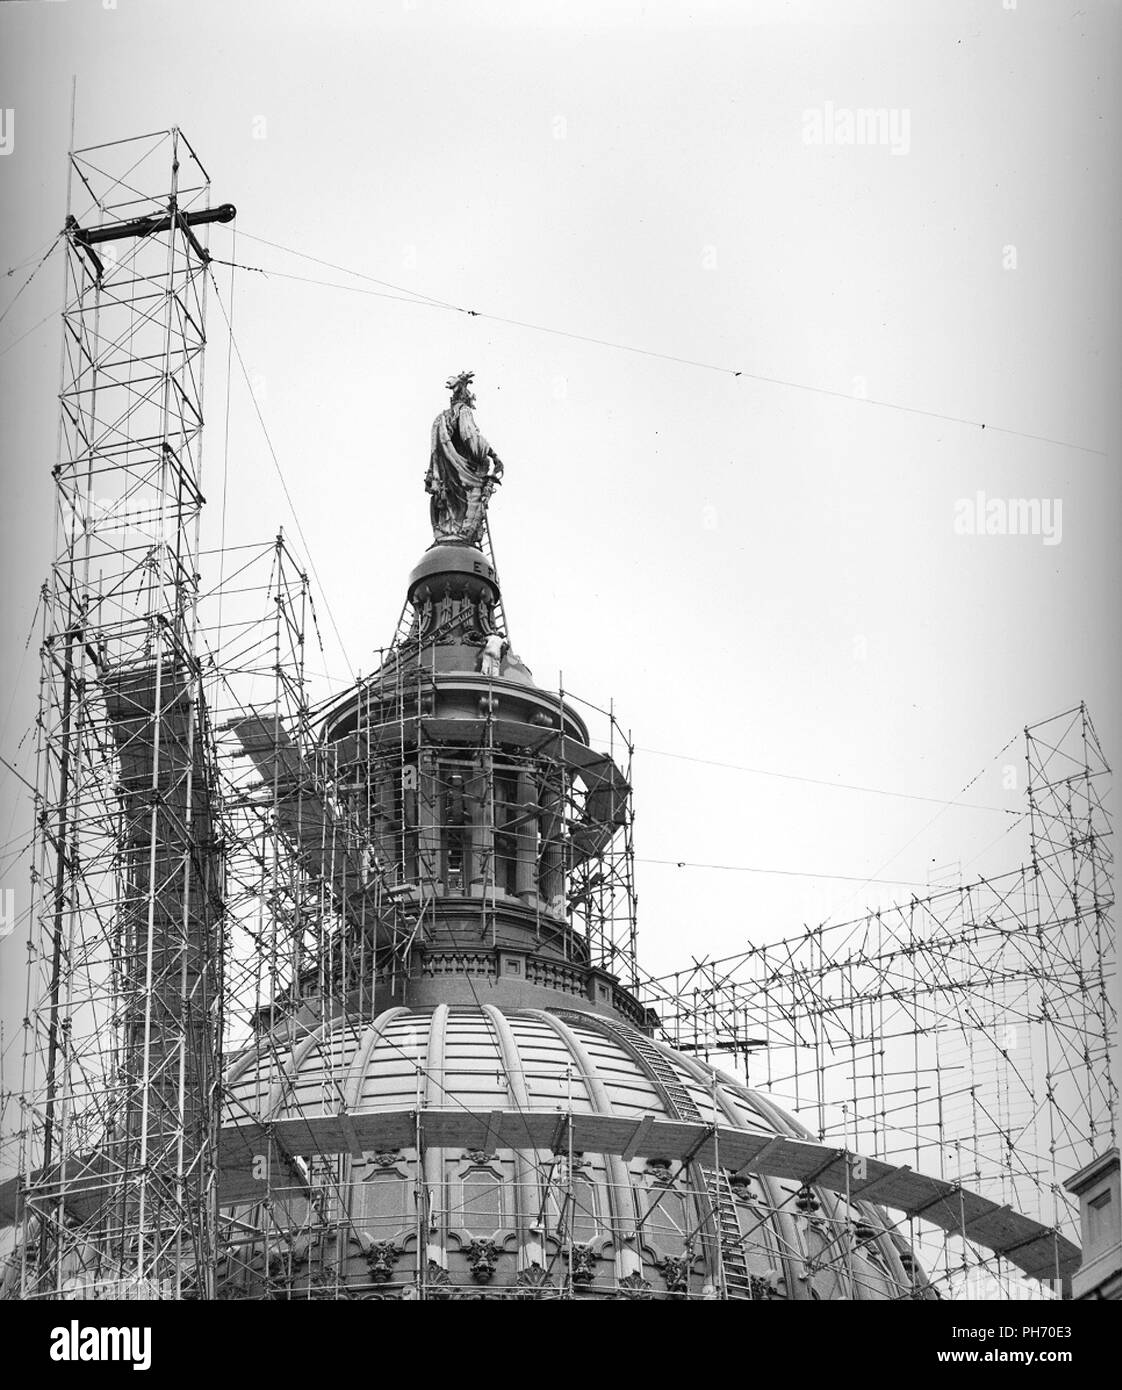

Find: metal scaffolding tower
14;130;233;1299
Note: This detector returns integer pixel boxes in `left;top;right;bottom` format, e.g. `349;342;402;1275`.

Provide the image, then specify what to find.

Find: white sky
0;0;1119;1054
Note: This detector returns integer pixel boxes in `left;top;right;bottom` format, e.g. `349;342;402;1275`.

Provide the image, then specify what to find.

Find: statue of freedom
426;371;505;546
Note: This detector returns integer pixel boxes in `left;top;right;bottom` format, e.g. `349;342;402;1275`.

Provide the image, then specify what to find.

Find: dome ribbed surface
221;1005;919;1300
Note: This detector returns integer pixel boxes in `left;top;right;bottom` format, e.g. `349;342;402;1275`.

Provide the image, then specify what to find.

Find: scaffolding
639;704;1116;1298
194;586;1084;1302
190;539;654;1301
11;130;233;1298
218;574;641;1024
0;126;1110;1303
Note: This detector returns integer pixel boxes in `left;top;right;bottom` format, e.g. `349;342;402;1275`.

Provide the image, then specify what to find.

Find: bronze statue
426;371;504;545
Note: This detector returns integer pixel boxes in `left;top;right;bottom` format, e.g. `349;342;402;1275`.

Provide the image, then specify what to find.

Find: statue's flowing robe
428;403;495;542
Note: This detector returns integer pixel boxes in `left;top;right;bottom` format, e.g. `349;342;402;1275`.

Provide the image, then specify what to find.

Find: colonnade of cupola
308;538;646;1026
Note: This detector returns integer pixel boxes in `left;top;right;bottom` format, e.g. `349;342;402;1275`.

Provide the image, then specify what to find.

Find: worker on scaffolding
480;632;508;677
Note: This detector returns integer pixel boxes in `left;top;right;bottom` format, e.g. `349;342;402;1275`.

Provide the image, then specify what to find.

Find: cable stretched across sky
2;222;1105;456
636;856;929;887
0;235;60;333
210;227;1106;459
633;744;1019;815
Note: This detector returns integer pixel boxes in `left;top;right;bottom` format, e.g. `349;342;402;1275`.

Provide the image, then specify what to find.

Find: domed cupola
218;374;937;1301
310;381;643;1027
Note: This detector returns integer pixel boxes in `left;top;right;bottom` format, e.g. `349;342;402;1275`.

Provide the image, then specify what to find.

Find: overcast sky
0;0;1119;1060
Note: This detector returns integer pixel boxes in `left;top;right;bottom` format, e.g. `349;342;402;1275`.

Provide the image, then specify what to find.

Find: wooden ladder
480;517;509;639
579;1015;752;1297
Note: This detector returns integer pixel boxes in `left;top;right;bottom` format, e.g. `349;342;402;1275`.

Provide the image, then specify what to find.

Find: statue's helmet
446;369;475;402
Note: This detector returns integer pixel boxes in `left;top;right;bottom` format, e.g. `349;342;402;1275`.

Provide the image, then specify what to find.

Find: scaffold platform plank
206;1107;1080;1280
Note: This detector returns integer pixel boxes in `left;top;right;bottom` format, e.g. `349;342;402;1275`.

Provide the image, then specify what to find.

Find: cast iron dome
222;1005;928;1300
